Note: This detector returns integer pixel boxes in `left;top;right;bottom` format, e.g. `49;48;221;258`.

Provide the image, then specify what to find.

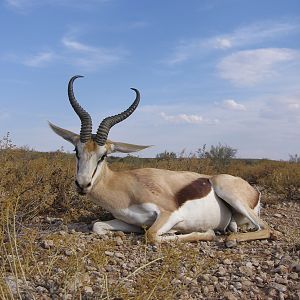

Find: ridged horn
68;75;92;143
94;88;140;146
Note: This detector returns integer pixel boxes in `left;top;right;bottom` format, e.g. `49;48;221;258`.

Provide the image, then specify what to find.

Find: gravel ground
4;201;300;300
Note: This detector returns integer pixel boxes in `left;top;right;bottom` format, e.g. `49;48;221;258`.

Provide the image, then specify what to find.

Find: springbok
49;75;271;244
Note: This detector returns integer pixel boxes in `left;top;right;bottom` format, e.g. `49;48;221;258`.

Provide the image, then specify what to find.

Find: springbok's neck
93;159;113;187
89;159;123;210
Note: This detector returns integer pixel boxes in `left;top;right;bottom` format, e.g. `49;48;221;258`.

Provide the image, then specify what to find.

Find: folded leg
93;219;143;235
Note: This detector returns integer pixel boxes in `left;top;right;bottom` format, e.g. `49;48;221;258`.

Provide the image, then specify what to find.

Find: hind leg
221;201;270;243
221;200;271;243
225;213;270;244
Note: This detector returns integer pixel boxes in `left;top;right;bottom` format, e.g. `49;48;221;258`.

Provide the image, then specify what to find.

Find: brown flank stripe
175;178;212;207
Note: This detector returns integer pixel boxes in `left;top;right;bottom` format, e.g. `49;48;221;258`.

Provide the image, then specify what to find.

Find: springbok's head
49;75;150;195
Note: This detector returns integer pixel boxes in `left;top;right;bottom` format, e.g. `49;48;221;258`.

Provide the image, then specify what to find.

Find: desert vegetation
0;133;299;299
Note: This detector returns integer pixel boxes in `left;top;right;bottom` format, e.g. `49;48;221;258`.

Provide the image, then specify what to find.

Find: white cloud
5;36;126;71
217;48;298;86
214;38;232;49
61;37;125;70
288;103;300;110
222;99;246;111
5;0;29;9
23;51;56;67
260;95;300;120
160;112;219;125
160;112;202;123
213;21;298;50
165;21;299;65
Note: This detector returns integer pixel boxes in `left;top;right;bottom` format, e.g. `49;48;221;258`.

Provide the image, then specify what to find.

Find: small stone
241;280;252;291
202;286;209;294
265;260;274;267
121;269;129;277
83;286;93;294
269;282;287;292
218;266;227;276
233;282;242;290
251;259;260;267
291;264;300;273
274;213;282;218
224;291;238;300
86;265;97;271
41;240;54;249
268;288;277;297
182;276;194;285
274;265;288;274
61;225;69;232
207;284;215;292
64;249;73;256
289;272;298;280
105;265;114;272
115;236;123;246
255;276;264;284
115;252;124;259
226;240;237;248
45;216;63;224
81;273;90;284
104;251;114;257
151;245;158;252
224;258;233;265
198;274;210;282
275;277;288;285
261;239;269;244
239;266;253;277
5;276;27;295
36;286;48;294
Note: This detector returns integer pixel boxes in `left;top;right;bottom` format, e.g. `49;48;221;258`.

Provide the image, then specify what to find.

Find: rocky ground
4;201;300;300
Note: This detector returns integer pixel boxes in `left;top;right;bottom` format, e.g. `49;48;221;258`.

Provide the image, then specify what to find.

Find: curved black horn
94;88;140;146
68;75;92;143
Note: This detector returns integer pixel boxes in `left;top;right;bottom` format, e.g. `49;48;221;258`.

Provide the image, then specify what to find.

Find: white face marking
74;142;107;194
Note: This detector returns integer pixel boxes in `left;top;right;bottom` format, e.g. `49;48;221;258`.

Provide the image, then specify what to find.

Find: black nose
75;180;91;189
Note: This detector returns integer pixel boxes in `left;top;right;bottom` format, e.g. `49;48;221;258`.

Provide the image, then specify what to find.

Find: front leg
93;219;143;235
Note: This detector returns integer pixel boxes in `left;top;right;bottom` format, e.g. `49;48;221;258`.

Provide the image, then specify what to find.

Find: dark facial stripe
175;178;212;207
91;154;107;179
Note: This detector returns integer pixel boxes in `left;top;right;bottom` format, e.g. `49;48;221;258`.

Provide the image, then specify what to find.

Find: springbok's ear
48;122;79;145
106;140;152;154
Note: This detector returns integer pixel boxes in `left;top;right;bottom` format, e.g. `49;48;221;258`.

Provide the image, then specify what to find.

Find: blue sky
0;0;299;159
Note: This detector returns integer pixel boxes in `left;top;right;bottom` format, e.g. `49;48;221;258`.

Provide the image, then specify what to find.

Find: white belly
173;190;232;233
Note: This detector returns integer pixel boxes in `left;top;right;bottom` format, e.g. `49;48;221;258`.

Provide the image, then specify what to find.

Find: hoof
225;239;237;248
